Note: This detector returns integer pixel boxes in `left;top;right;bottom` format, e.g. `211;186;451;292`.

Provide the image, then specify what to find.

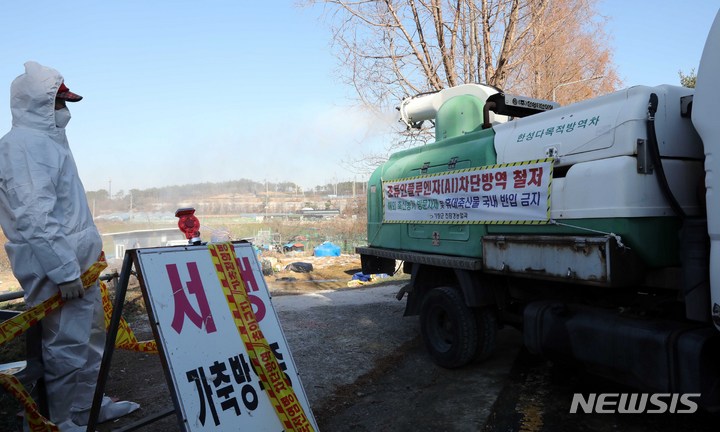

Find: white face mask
55;107;71;128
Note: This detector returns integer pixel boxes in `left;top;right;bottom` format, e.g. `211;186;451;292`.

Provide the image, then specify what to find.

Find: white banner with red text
382;158;553;224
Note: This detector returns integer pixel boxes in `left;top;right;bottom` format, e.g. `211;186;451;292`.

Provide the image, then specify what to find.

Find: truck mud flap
524;301;720;410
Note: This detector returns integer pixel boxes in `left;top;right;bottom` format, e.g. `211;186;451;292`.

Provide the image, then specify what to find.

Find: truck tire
473;307;497;362
420;286;478;368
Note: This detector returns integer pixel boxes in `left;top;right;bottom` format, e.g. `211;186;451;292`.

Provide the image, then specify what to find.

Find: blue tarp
314;241;341;257
351;272;372;282
351;272;388;281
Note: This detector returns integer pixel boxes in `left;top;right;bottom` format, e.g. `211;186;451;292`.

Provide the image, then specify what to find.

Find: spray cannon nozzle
175;207;201;245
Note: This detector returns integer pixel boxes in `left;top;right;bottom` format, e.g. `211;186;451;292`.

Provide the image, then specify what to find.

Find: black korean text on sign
186;352;260;427
186;367;220;427
229;353;259;411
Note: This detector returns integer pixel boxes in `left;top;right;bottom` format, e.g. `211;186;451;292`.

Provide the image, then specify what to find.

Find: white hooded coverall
0;61;106;430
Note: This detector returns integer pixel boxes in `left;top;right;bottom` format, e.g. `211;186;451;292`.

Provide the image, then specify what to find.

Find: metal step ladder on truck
357;12;720;410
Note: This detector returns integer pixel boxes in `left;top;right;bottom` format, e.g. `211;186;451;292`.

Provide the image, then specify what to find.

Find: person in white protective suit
0;61;139;431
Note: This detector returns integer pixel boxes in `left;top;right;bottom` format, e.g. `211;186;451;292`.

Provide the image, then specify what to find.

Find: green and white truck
358;11;720;410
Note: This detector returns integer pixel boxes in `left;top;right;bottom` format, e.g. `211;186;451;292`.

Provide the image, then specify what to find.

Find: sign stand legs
87;251;175;432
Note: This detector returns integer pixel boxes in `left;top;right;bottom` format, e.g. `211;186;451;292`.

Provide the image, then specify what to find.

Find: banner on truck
382;158;553;224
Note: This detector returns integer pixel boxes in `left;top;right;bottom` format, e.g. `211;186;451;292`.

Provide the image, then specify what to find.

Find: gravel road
99;283;522;431
12;282;715;431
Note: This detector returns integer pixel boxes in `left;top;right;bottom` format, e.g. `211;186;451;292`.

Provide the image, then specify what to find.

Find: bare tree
307;0;621;168
506;0;621;104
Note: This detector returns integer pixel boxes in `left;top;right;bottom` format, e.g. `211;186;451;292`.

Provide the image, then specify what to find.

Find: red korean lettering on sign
528;166;543;187
431;179;441;195
458;175;469;192
278;392;310;431
481;172;494;191
469;174;481;192
407;182;415;197
166;262;217;335
494;171;508;189
235;256;267;322
513;168;528;189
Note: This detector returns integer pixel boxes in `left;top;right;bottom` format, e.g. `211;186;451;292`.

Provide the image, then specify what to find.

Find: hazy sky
0;1;717;194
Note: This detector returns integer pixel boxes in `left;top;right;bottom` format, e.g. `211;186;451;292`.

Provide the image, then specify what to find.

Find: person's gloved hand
58;278;84;300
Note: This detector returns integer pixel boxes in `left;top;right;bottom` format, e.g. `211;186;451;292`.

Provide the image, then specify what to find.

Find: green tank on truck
358;12;720;410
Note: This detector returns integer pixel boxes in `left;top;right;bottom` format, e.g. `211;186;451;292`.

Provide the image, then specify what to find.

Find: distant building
299;208;340;219
102;228;187;259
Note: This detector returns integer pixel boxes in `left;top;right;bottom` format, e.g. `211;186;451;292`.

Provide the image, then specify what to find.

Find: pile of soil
264;253;384;293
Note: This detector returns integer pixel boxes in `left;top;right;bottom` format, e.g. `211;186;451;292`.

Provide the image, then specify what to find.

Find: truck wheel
420;286;478;368
473;307;497;362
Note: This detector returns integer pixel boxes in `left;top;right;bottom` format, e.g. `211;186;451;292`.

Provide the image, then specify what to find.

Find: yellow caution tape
99;281;157;354
1;251;156;352
0;295;62;347
209;243;315;432
80;251;109;290
0;251;156;429
0;373;58;432
0;253;108;430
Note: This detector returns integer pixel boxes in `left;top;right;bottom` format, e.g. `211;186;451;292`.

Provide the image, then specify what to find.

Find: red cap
56;82;83;102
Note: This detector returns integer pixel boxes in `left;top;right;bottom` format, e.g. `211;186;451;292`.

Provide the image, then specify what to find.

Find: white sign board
382;159;553;224
135;243;318;431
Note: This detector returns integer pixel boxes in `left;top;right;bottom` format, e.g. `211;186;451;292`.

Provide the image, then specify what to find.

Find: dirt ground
5;253;717;432
0;253;410;431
